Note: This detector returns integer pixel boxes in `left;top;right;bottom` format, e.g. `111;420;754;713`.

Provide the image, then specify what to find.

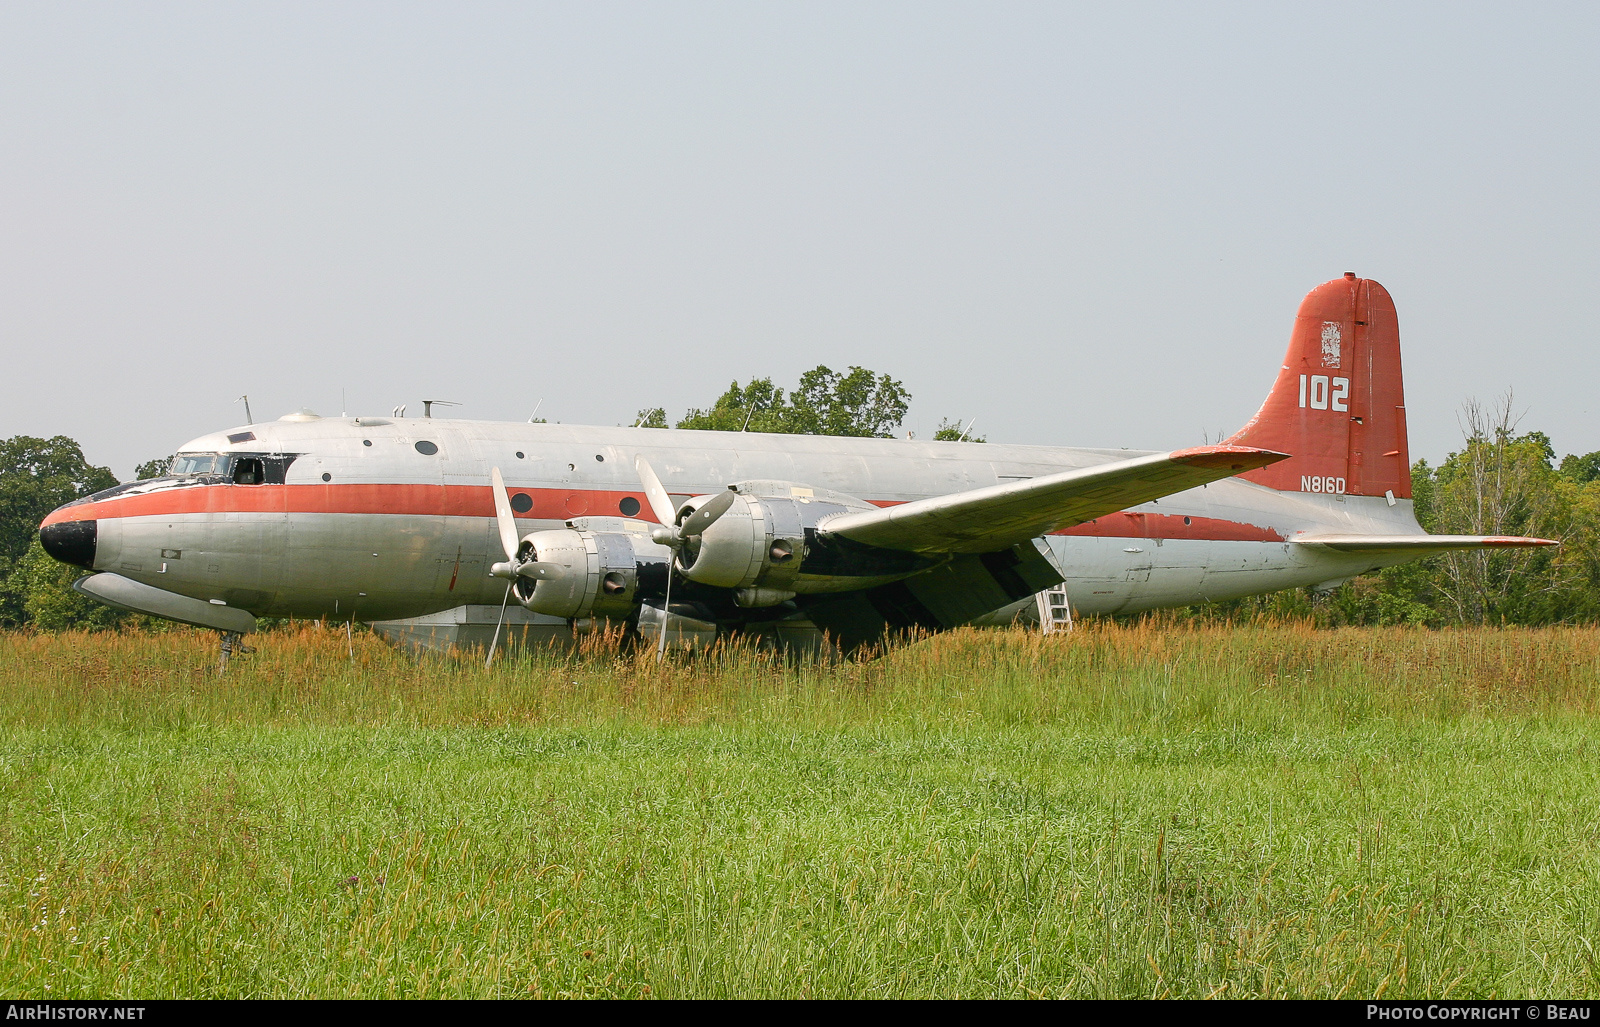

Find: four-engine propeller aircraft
39;274;1556;658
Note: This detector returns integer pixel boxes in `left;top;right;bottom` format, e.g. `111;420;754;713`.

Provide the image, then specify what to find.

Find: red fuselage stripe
43;483;1286;543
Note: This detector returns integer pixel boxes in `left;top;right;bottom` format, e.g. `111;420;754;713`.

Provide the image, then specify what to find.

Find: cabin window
619;497;640;517
414;440;438;455
510;493;533;513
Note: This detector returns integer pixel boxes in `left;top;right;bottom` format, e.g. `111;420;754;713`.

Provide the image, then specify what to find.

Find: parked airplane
39;274;1554;657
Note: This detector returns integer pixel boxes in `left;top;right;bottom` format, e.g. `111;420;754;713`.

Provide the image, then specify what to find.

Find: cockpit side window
233;458;265;485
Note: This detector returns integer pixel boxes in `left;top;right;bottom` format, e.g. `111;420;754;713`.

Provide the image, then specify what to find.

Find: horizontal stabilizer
820;445;1287;555
1292;534;1559;553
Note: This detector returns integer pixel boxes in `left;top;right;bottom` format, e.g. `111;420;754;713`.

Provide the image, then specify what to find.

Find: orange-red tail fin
1226;273;1410;499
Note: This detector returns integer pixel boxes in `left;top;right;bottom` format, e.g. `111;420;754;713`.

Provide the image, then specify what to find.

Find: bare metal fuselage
65;417;1425;624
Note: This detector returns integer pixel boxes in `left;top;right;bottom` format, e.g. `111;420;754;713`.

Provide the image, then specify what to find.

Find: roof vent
1344;271;1357;280
278;409;322;422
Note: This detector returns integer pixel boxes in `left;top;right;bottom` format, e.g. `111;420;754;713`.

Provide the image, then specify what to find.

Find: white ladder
1035;583;1073;635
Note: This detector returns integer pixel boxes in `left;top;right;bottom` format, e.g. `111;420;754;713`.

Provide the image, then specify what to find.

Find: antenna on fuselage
392;404;406;418
528;399;544;423
422;400;459;419
237;395;252;424
957;417;977;442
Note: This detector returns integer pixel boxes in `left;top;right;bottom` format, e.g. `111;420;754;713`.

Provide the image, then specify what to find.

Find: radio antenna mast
237;395;252;424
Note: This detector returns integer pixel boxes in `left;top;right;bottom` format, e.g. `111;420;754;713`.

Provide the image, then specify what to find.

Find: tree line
2;376;1594;631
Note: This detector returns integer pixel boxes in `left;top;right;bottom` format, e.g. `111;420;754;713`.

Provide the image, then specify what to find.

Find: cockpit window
170;452;298;483
171;453;230;476
233;458;264;485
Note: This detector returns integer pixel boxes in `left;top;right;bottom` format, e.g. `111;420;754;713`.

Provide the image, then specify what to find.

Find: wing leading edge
818;445;1288;555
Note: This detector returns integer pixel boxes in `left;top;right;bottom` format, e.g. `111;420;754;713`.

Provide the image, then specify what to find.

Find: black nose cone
39;520;97;570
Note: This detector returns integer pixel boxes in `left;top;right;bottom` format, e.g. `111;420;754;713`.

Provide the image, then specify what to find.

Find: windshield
170;453;233;476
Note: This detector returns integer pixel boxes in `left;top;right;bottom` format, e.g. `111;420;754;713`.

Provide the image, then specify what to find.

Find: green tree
676;378;790;433
1420;399;1573;624
933;417;986;443
1559;450;1600;484
11;537;124;630
0;436;117;626
135;455;173;479
786;366;908;438
673;367;912;438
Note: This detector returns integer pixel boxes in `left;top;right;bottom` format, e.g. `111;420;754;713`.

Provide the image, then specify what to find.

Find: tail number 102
1298;375;1349;412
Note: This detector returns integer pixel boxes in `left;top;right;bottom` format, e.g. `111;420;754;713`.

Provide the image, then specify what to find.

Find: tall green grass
2;622;1598;997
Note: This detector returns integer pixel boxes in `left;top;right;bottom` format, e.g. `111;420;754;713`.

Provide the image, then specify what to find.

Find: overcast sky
2;2;1595;478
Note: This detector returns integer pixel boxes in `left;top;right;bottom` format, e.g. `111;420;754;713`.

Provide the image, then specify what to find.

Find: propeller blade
486;581;512;669
679;489;736;538
657;565;673;663
634;455;679;528
490;467;521;563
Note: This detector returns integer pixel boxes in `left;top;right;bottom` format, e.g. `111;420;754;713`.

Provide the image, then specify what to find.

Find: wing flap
820;445;1287;555
1293;534;1559;553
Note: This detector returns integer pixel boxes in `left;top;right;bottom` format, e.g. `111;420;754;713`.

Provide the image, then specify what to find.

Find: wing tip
1168;445;1290;472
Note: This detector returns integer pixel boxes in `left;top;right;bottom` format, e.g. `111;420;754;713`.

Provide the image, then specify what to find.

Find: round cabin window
321;473;332;482
594;454;605;462
515;451;525;459
510;493;533;514
414;440;438;455
362;439;372;447
619;496;641;517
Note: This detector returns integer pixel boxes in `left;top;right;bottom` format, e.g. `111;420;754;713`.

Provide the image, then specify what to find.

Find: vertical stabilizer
1225;273;1410;498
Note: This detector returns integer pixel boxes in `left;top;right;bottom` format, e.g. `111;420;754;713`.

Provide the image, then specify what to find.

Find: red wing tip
1481;537;1560;547
1168;445;1290;471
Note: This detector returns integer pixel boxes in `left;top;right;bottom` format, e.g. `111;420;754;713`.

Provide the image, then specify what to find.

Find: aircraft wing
817;445;1287;555
1291;534;1559;552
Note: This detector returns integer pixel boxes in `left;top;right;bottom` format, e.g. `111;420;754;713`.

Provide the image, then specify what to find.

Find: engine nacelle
675;481;877;597
512;518;670;620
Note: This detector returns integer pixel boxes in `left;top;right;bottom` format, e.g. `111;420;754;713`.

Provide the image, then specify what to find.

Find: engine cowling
512;517;670;620
674;481;879;600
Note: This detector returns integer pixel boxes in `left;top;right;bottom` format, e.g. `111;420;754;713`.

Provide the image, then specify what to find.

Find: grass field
2;621;1598;998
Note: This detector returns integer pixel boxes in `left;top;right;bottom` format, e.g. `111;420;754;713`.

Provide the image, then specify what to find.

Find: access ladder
1035;583;1074;635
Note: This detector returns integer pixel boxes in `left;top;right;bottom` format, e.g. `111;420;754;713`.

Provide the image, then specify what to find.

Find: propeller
485;466;564;668
633;454;737;659
634;455;736;550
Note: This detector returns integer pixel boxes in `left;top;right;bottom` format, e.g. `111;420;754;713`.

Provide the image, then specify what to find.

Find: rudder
1225;272;1410;499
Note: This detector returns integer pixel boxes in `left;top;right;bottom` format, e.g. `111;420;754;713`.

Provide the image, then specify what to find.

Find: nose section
39;519;97;570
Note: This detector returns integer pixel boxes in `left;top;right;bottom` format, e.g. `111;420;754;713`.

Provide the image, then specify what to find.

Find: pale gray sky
2;1;1595;478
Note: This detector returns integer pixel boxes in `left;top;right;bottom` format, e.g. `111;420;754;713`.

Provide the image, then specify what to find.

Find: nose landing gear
218;630;255;673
